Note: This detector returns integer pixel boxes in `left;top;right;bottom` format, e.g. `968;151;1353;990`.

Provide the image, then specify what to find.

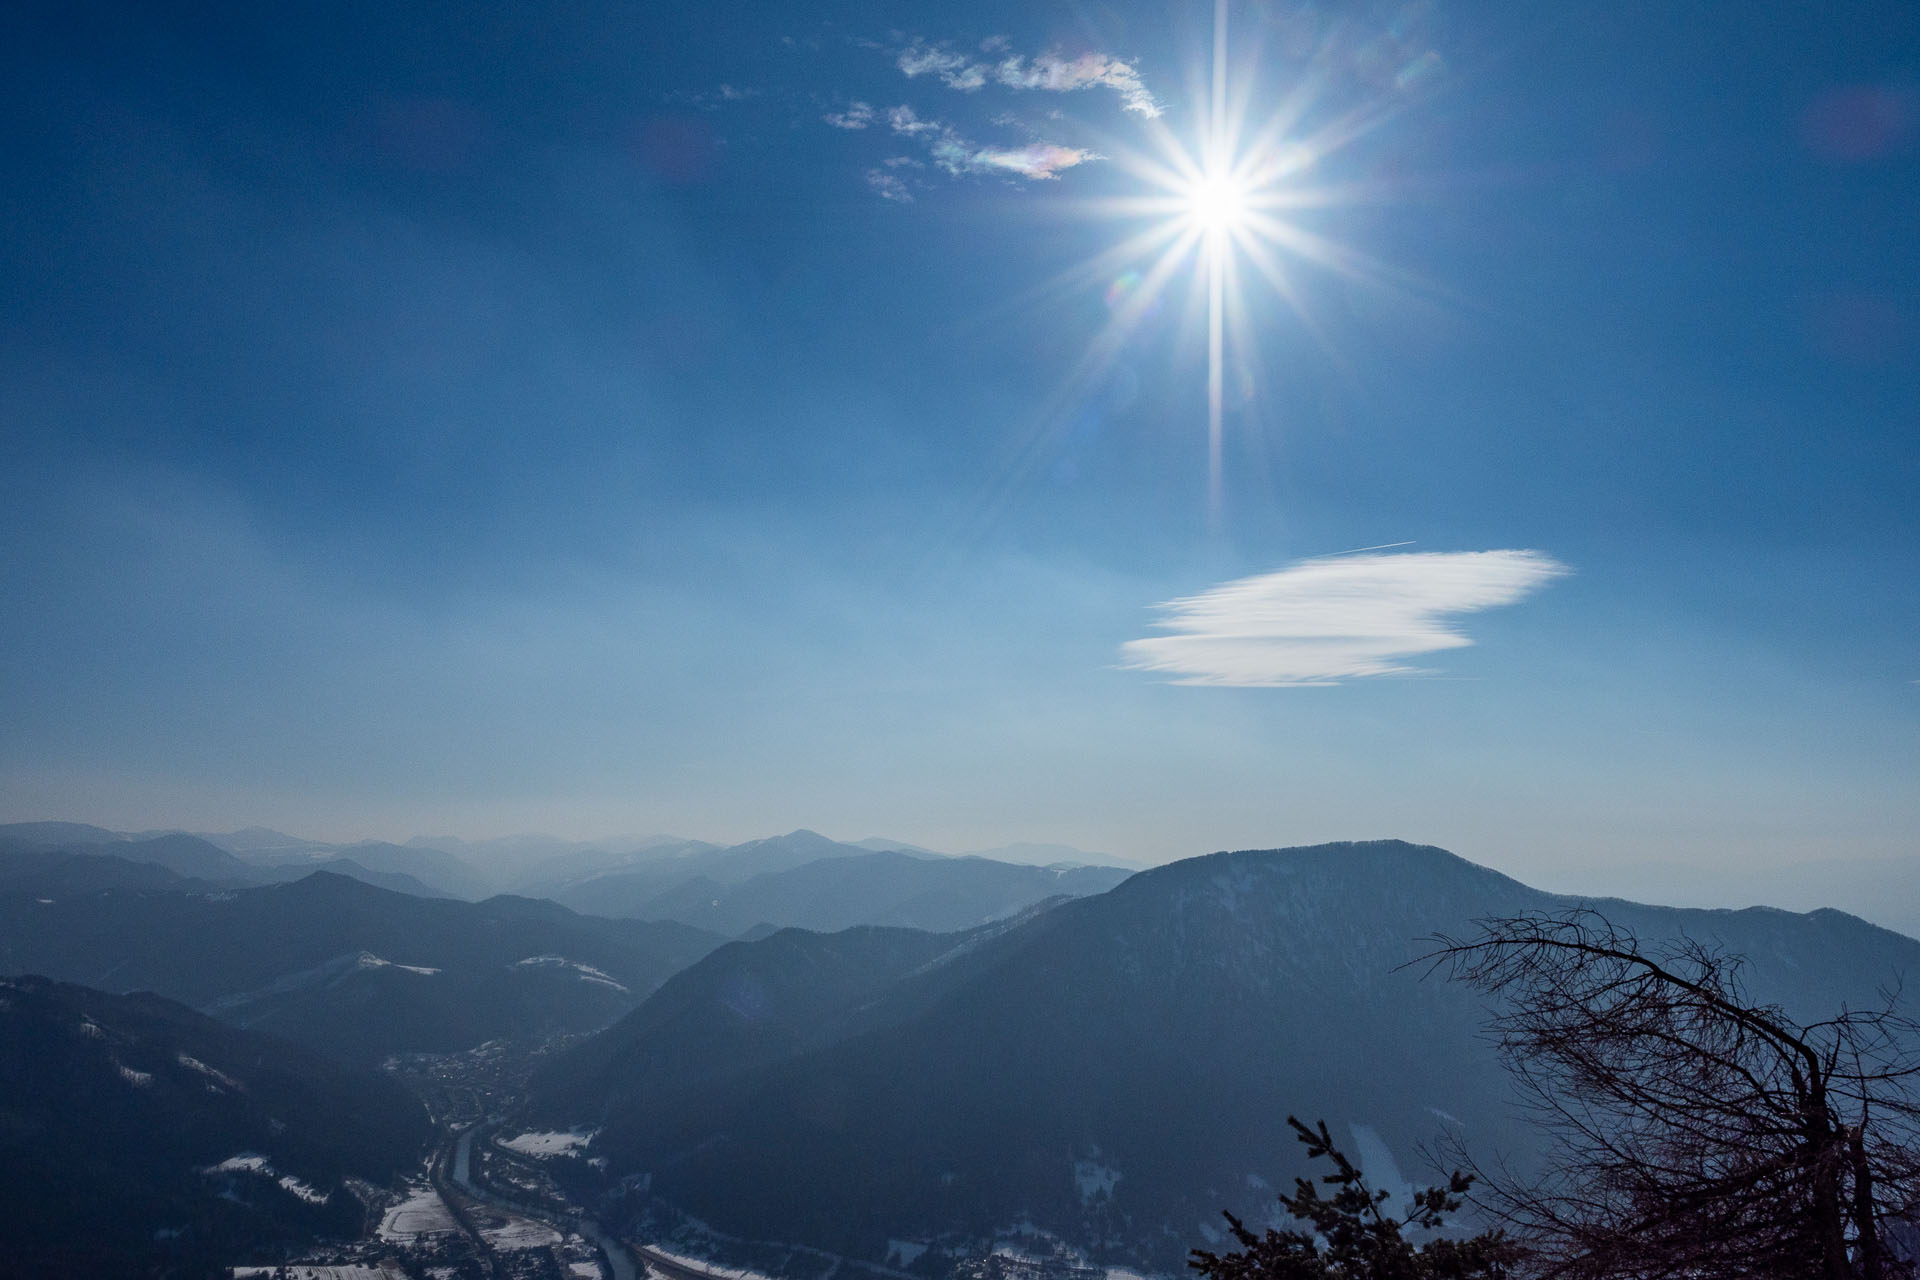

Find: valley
3;830;1916;1278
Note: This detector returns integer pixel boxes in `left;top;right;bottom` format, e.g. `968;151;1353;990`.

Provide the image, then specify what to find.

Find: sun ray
919;0;1440;571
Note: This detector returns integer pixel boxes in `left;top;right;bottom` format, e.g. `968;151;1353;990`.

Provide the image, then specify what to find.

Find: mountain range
0;823;1131;936
0;823;458;899
556;840;1132;935
0;973;430;1275
528;840;1920;1275
0;869;722;1065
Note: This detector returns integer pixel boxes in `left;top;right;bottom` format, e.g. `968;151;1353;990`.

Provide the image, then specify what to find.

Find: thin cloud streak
897;43;1162;117
1121;550;1569;686
884;105;1097;182
887;104;942;136
937;140;1098;180
866;168;912;201
823;102;875;129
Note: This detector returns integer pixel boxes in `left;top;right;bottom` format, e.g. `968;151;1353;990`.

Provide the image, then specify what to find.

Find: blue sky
1;0;1915;888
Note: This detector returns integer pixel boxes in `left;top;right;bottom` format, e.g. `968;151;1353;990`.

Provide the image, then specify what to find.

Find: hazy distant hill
533;840;1920;1274
550;831;1129;932
0;820;127;847
196;829;493;899
541;829;870;917
253;856;454;899
0;871;724;1064
535;923;995;1121
0;822;468;900
504;836;723;900
0;973;429;1275
0;824;259;882
404;832;721;895
634;851;1131;935
855;836;1142;869
0;848;217;895
1546;852;1920;945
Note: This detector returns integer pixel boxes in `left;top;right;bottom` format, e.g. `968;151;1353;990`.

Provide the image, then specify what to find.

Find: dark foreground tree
1189;1115;1525;1280
1425;910;1920;1280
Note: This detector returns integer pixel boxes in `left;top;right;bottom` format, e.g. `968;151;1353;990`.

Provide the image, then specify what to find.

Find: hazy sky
2;0;1915;887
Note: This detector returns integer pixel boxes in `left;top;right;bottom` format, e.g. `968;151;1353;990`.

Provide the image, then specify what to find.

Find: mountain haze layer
0;823;464;899
544;830;1130;933
0;871;723;1064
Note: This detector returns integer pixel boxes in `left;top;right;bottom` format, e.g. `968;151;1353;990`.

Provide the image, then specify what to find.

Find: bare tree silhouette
1424;910;1920;1280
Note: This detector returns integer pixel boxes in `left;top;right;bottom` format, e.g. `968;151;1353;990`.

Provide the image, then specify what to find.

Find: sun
976;0;1415;531
1184;172;1250;236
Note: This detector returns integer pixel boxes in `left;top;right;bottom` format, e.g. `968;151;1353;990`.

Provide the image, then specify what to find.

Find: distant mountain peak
228;825;305;842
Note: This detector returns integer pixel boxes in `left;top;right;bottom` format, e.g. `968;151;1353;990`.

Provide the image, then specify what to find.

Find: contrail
1324;540;1415;556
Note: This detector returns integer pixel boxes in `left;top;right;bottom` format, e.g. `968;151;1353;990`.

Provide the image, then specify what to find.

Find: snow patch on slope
514;955;631;992
1073;1157;1121;1204
1346;1122;1413;1214
178;1053;240;1090
202;1153;331;1204
356;953;442;976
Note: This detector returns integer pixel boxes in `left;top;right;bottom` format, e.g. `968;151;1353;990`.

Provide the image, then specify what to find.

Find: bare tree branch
1416;910;1920;1280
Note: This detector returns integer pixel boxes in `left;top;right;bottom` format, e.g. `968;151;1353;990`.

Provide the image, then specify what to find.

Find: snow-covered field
480;1216;563;1251
377;1182;459;1242
498;1128;596;1157
641;1244;776;1280
232;1267;404;1279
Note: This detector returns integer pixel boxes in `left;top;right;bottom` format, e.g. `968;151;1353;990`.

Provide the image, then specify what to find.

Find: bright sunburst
956;0;1422;547
1018;0;1413;523
1183;172;1250;236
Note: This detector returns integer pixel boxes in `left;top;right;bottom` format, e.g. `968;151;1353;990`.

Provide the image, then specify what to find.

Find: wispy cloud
668;83;760;109
822;37;1132;199
932;139;1097;180
885;105;1096;181
823;101;875;129
887;104;943;136
898;46;989;91
897;42;1161;117
866;168;912;201
1120;550;1569;686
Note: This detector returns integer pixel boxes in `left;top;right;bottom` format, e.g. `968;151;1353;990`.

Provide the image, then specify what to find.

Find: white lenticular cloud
1120;550;1569;686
